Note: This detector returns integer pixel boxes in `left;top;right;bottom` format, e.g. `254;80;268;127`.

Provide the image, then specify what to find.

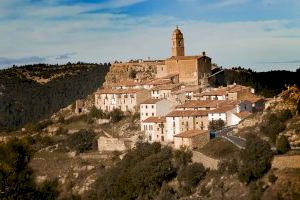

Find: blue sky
0;0;300;71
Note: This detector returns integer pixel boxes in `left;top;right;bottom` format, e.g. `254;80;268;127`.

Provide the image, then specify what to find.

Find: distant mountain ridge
0;63;109;131
210;67;300;97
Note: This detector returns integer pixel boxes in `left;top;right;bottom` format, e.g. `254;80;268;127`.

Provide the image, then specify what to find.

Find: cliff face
104;61;163;86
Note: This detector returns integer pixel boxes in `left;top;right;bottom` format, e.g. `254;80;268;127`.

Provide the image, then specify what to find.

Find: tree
209;119;225;131
276;135;290;154
0;138;59;199
177;162;206;189
108;109;124;122
128;69;137;79
66;129;97;153
238;133;273;183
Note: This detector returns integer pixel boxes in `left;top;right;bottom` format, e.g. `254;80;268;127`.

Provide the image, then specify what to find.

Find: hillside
0;63;109;131
210;67;300;97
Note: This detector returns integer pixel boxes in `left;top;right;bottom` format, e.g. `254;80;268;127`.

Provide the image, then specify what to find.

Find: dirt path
192;151;219;170
272;155;300;169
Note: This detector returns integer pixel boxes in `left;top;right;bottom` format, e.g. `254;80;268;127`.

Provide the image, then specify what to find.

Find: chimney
202;51;206;56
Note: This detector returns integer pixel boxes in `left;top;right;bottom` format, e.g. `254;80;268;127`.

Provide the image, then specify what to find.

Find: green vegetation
210;67;300;97
208;119;225;131
108;108;124;123
0;138;59;199
260;111;291;143
128;68;137;79
199;137;239;159
90;143;206;199
276;135;291;154
89;106;107;119
177;163;206;189
0;63;109;131
238;133;273;183
66;129;97;153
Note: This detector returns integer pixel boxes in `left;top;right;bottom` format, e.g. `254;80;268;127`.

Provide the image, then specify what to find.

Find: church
156;27;212;85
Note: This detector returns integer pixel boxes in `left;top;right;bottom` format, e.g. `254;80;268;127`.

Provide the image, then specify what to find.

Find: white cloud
0;0;299;71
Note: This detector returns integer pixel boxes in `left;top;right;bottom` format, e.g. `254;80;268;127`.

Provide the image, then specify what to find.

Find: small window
146;105;148;109
151;105;154;109
152;113;154;116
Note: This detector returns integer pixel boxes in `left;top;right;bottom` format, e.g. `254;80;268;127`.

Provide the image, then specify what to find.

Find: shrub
238;133;273;183
66;130;97;153
157;182;176;200
55;127;68;135
58;116;65;123
260;114;286;143
208;119;225;131
276;135;290;154
108;109;124;123
277;109;293;122
128;69;137;79
173;149;192;169
268;172;277;184
89;106;106;119
177;163;206;189
218;158;238;175
92;143;177;200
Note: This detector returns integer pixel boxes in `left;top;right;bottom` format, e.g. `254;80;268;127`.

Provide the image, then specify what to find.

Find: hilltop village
88;27;267;150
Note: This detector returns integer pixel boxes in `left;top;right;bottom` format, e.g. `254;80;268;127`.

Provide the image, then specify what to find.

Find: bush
218;158;238;175
238;133;273;183
177;163;206;189
173;149;192;169
66;130;97;153
58;116;65;123
277;109;293;122
260;114;286;143
108;109;124;123
0;138;59;199
276;135;290;154
55;127;68;135
157;182;176;200
208;119;225;131
89;106;106;119
92;143;177;200
128;69;137;79
268;172;277;184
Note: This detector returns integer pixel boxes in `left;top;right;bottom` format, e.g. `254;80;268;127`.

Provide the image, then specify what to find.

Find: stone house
165;110;209;142
170;85;202;103
227;111;252;126
174;129;209;149
208;105;236;126
95;88;150;113
141;117;166;143
140;98;175;121
151;84;182;99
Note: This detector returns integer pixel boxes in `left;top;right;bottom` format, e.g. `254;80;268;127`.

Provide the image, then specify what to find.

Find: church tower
171;26;185;57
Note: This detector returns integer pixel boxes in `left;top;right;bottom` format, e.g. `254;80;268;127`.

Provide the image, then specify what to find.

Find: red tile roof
151;84;181;91
142;116;166;123
208;105;236;113
166;55;205;60
234;111;252;119
141;98;164;104
176;100;238;109
174;129;208;138
166;110;208;117
96;88;144;94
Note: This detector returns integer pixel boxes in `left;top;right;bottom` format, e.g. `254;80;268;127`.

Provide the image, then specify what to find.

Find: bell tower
172;26;185;57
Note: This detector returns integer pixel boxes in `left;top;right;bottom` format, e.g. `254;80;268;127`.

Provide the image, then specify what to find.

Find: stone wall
98;136;128;152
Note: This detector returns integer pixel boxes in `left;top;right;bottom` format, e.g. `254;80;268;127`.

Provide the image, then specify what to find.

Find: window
152;113;154;116
161;136;164;142
146;105;148;109
151;105;154;109
149;135;152;141
146;113;148;116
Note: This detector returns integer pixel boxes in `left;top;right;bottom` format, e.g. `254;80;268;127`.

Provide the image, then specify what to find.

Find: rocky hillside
104;60;162;86
0;63;109;131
